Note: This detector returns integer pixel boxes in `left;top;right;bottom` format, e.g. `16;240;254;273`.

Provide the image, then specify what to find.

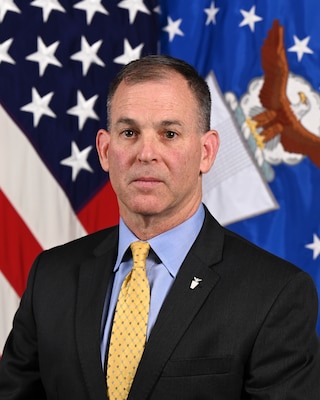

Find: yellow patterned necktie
107;241;151;400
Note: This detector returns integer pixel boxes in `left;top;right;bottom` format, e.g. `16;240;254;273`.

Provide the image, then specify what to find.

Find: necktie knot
130;241;150;270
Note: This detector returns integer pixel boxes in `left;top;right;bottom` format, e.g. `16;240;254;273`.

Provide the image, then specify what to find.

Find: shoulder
201;206;306;287
28;225;119;282
40;225;119;261
201;209;319;329
25;225;119;296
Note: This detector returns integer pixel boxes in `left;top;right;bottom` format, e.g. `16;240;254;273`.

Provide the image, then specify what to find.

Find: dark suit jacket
0;208;319;399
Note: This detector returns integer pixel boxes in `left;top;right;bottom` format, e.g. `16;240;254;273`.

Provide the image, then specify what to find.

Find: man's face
97;72;218;227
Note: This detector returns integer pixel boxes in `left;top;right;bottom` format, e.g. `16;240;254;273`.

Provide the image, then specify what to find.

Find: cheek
107;148;134;188
108;147;129;169
173;146;201;175
167;154;200;189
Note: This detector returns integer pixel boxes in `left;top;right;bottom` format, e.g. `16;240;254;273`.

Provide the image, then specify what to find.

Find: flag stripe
0;190;42;296
77;181;119;234
0;272;20;355
0;105;87;250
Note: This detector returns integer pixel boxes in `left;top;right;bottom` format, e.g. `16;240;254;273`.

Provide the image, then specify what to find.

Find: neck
120;202;201;240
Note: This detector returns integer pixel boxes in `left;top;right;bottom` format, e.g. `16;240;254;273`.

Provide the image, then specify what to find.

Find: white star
20;87;56;127
71;36;105;76
60;141;93;181
162;16;184;42
118;0;150;24
0;38;15;65
73;0;109;25
67;91;99;130
305;234;320;260
239;6;262;32
113;38;144;65
30;0;65;23
288;35;314;62
204;1;219;25
26;37;62;76
0;0;20;22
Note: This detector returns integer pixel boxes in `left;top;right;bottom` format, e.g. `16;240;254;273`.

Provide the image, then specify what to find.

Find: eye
165;131;177;139
122;129;136;138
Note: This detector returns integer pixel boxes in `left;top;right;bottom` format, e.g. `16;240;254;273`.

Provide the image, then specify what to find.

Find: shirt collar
115;204;205;278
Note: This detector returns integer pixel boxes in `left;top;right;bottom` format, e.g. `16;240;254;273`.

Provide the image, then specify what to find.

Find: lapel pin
190;277;202;289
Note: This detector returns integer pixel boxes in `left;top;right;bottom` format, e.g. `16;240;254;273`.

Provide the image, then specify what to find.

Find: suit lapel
75;228;118;400
129;210;224;400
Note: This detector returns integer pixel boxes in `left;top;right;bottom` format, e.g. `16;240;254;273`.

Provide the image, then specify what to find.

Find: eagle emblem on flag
225;20;320;181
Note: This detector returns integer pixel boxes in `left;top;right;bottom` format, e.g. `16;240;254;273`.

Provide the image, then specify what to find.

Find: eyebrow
114;117;136;127
114;117;183;128
159;120;183;127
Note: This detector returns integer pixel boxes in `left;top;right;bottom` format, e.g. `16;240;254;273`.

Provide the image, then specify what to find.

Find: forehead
110;73;197;113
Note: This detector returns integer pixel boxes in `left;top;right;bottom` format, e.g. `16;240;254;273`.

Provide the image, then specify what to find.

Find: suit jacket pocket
162;356;232;377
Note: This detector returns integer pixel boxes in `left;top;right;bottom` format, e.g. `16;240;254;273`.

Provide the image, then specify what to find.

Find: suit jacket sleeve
0;254;46;399
244;271;320;398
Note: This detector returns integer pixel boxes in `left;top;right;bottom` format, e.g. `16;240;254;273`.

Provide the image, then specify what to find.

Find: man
0;55;319;399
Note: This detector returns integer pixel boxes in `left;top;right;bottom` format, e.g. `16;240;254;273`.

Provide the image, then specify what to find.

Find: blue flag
159;0;320;334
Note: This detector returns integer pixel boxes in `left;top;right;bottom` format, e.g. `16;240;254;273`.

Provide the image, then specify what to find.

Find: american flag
0;0;159;351
1;0;319;352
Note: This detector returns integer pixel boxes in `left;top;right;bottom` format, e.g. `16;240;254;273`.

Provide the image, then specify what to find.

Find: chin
127;199;169;217
132;205;164;217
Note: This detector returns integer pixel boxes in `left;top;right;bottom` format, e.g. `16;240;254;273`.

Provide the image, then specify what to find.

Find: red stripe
0;190;43;297
77;181;119;234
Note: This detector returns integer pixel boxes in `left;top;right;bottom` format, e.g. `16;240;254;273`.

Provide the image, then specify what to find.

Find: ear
200;130;220;174
96;129;110;172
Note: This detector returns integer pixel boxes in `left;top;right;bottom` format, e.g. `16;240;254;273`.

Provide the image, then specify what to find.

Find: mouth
132;176;163;189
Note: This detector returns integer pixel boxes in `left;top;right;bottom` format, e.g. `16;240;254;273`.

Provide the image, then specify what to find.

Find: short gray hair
107;55;211;133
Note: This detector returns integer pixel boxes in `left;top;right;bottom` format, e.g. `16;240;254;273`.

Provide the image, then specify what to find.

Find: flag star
113;38;144;65
20;87;56;127
26;37;62;76
239;6;262;32
30;0;65;23
71;36;105;76
73;0;109;25
118;0;150;24
153;5;160;14
0;38;15;65
204;1;219;25
60;141;93;181
163;16;184;42
305;234;320;260
0;0;20;22
67;91;99;130
288;35;314;62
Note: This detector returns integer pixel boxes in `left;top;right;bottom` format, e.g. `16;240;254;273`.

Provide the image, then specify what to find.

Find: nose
136;133;158;163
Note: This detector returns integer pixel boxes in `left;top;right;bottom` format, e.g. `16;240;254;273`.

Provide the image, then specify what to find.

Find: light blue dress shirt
100;204;205;365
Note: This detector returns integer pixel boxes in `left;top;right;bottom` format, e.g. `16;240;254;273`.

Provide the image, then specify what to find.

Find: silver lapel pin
190;277;202;289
